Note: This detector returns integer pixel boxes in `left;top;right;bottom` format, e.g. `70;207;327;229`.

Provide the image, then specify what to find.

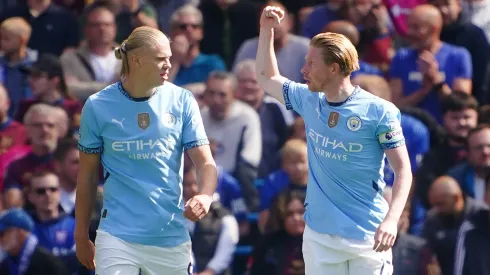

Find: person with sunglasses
167;4;226;86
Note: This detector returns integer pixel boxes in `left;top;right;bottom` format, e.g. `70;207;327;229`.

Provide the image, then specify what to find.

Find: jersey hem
183;139;210;151
282;80;293;110
78;143;103;154
99;229;191;248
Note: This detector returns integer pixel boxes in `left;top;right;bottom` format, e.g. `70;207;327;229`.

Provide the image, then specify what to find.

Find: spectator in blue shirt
27;171;77;273
168;4;226;86
389;4;472;123
257;139;308;233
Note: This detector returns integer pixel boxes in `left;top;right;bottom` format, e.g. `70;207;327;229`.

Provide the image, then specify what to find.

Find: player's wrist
260;26;274;33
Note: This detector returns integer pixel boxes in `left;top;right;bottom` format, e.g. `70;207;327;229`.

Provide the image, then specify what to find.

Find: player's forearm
197;161;218;197
75;173;99;238
385;166;413;222
256;27;280;83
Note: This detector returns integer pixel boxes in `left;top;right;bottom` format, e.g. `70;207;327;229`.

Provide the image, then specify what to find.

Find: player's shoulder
86;82;120;104
355;88;398;111
159;81;194;98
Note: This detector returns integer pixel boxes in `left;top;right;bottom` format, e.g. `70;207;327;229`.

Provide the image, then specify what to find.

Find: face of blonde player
133;36;172;87
301;47;335;93
283;199;306;237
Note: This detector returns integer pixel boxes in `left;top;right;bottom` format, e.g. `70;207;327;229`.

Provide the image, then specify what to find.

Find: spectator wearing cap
430;0;490;103
3;103;60;209
61;4;121;102
233;1;309;84
16;54;82;136
168;4;226;86
0;0;80;56
0;17;37;117
0;208;70;275
389;5;472;123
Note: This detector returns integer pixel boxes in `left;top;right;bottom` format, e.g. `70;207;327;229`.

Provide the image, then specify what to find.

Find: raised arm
256;6;289;104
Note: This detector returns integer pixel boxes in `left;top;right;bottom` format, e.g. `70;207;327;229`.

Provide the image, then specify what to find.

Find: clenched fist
184;194;213;222
260;6;285;29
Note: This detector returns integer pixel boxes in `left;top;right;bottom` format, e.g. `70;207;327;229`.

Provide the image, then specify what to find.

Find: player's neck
323;77;355;103
36;208;60;222
122;77;157;98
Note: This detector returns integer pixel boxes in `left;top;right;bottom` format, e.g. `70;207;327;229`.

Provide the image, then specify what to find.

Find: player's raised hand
260;6;285;29
373;218;398;252
184;194;213;222
75;237;96;270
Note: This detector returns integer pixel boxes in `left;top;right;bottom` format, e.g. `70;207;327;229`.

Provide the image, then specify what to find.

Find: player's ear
131;54;142;68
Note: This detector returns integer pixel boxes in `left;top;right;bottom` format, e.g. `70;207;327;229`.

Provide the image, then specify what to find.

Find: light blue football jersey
283;80;406;241
78;81;208;247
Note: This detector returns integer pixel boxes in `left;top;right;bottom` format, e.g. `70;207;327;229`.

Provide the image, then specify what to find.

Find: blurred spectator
258;139;307;233
0;0;19;12
0;0;80;56
447;124;490;201
28;172;77;271
201;71;262;211
149;0;199;33
3;103;60;208
53;138;79;216
324;21;383;78
289;116;306;141
94;0;158;43
233;59;293;177
383;0;427;37
61;4;120;102
52;107;70;139
16;54;83;135
385;186;432;275
415;91;479;209
168;4;226;86
0;84;27;154
0;17;37;117
233;1;309;83
389;5;472;123
430;0;490;103
184;165;239;275
422;175;488;275
183;82;206;109
0;208;71;275
53;0;87;15
479;104;490;124
461;0;490;41
199;0;260;68
249;189;306;275
301;0;344;38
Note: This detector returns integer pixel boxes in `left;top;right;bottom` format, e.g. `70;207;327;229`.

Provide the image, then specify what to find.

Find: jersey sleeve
77;98;103;154
182;91;209;151
376;103;406;150
282;80;310;115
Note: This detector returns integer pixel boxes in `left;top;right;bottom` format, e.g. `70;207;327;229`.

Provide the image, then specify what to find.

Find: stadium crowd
0;0;490;274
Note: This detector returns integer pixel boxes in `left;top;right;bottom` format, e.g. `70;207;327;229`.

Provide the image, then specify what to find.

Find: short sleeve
282;80;310;115
376;104;406;150
455;48;473;79
77;98;103;154
182;91;209;151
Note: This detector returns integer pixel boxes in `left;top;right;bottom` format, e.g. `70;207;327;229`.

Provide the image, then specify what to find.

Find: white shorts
95;230;193;275
303;225;393;275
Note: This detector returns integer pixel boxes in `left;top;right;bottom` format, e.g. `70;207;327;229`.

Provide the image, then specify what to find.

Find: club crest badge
163;112;177;127
138;113;150;129
328;112;339;128
347;116;362;131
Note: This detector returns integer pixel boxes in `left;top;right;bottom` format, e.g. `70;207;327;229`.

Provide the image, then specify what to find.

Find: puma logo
112;118;125;128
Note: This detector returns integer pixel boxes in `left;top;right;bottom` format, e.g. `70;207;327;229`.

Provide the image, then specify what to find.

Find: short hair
207;70;237;91
29;170;58;185
83;0;113;19
266;189;306;233
170;4;203;26
479;105;490;124
442;91;479;114
281;139;307;161
114;26;168;78
0;17;31;41
23;103;58;125
233;59;256;76
466;123;490;146
310;32;360;76
54;138;79;161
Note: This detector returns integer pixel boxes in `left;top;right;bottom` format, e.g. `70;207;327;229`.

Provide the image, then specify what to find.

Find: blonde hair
23;103;58;125
352;74;391;101
310;32;360;76
233;59;256;76
0;17;32;41
281;138;307;161
114;26;168;77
